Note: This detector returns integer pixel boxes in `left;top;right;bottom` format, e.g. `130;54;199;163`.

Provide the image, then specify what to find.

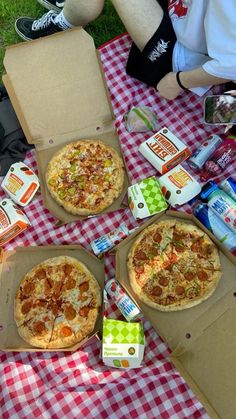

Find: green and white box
102;319;145;368
128;176;168;219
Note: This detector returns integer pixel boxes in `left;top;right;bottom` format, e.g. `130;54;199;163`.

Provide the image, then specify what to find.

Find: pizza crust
46;140;125;215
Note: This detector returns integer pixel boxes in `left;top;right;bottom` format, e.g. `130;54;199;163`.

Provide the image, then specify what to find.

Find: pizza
46;140;125;215
127;220;222;311
14;256;102;348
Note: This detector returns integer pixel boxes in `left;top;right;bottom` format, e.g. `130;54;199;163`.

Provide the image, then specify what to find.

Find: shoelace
32;11;57;31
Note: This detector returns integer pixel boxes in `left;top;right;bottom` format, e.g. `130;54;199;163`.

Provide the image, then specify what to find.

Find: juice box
0;198;31;246
128;176;168;219
139;127;191;174
102;318;145;368
2;162;40;206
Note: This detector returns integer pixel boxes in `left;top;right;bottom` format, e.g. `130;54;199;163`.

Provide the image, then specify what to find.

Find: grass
0;0;124;82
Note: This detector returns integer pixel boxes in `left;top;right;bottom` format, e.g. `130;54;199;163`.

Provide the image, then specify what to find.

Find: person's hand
156;72;183;100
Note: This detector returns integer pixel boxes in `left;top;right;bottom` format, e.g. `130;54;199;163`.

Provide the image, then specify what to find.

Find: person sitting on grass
15;0;236;100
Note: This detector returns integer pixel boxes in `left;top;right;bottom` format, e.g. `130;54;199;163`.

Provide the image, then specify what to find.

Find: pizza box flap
3;28;114;147
171;295;236;419
0;245;104;352
115;210;236;350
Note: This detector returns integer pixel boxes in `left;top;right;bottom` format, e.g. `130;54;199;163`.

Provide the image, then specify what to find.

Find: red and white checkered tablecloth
1;33;235;419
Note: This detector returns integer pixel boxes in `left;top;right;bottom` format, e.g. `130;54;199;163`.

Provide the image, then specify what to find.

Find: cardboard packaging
139;127;191;174
0;198;31;246
0;245;104;352
102;318;145;368
114;210;236;418
127;176;168;219
2;162;40;206
3;29;129;223
158;164;202;206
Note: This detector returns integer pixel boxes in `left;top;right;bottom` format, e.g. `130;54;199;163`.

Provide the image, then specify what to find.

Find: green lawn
0;0;124;82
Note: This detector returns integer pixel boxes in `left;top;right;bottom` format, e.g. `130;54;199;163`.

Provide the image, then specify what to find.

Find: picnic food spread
127;220;222;311
14;256;102;348
46;140;125;215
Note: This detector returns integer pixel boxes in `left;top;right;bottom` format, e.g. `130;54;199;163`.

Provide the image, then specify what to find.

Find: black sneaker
37;0;65;13
15;11;63;41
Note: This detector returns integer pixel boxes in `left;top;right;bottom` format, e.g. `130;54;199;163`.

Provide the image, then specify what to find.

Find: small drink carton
158;164;201;206
0;199;31;246
102;318;145;368
139;127;191;174
2;162;40;206
128;176;168;219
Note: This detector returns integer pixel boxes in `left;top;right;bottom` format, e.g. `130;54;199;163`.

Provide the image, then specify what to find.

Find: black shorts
126;6;176;88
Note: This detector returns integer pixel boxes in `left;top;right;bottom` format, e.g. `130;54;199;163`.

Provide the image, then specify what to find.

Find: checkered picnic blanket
1;33;235;419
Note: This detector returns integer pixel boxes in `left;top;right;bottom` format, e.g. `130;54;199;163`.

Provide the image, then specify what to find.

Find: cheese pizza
127;220;222;311
15;256;102;348
46;140;125;215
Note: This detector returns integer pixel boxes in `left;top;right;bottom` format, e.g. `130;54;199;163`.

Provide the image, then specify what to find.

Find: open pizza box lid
114;210;236;418
0;245;104;352
2;28;129;223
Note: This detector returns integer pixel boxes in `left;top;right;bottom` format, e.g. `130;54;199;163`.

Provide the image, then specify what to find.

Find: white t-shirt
168;0;236;94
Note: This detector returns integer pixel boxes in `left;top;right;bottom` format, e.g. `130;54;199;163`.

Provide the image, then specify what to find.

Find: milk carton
102;318;145;368
139;127;191;174
128;176;168;219
0;199;31;246
2;162;40;206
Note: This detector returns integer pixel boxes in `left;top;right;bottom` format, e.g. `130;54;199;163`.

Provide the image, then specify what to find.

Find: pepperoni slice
134;250;147;261
185;271;196;281
61;326;73;337
191;241;201;253
175;286;185;296
36;269;46;279
173;232;185;242
197;270;209;281
53;281;62;297
174;243;185;253
150;286;162;296
33;321;46;334
23;282;35;296
37;300;48;308
63;278;76;291
64;264;72;276
64;304;76;320
79;282;89;293
153;232;162;243
135;266;144;275
158;277;169;287
21;301;32;314
79;307;91;317
44;280;51;295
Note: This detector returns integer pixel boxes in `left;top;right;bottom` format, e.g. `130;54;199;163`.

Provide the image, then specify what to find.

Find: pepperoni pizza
14;256;102;348
127;220;222;311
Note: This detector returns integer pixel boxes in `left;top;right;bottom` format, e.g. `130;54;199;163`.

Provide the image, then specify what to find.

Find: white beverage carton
0;199;31;246
102;318;145;368
128;176;168;219
158;164;201;206
139;127;191;174
2;162;40;206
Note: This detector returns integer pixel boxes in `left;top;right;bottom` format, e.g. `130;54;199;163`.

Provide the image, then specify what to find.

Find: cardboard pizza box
0;245;104;352
114;210;236;419
2;29;130;223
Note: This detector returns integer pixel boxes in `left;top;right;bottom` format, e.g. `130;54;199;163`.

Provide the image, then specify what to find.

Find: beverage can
105;278;142;322
188;134;222;170
192;201;236;255
219;177;236;202
91;223;132;256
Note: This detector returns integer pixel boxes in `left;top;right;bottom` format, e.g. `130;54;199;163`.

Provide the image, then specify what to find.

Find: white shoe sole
37;0;63;13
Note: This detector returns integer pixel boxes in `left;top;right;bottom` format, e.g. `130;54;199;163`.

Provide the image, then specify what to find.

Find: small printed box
0;198;31;246
128;176;168;219
139;127;191;174
2;162;40;206
158;164;201;206
102;318;145;368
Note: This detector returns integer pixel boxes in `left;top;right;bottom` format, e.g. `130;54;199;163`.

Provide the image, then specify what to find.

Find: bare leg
63;0;105;27
111;0;163;51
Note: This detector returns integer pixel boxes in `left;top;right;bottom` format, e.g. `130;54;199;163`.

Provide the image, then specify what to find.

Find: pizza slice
17;309;55;348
